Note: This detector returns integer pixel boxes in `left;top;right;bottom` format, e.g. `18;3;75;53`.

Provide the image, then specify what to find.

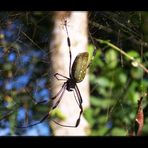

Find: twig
95;38;148;74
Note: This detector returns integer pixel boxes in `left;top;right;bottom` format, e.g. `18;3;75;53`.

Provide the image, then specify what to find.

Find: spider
17;20;90;128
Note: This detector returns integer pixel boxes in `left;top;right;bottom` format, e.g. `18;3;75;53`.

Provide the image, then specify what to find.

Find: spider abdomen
71;52;89;83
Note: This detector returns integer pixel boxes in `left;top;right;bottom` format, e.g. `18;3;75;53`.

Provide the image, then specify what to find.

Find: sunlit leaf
105;49;118;69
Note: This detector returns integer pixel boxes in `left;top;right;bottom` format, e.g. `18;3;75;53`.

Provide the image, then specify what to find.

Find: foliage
84;11;148;136
0;12;52;136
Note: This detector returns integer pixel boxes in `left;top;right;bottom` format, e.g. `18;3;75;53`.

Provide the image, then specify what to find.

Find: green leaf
111;127;127;136
127;50;140;58
118;73;127;84
97;77;111;87
105;49;118;69
131;67;143;79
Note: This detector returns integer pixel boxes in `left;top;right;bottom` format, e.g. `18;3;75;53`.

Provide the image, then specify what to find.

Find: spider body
71;52;89;83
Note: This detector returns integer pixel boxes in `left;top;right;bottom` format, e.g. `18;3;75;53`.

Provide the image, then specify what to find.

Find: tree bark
50;11;90;136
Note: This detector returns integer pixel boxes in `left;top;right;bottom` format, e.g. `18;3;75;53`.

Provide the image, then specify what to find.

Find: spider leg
50;83;67;110
51;82;67;100
25;76;68;105
16;113;49;128
16;83;67;128
74;84;83;127
63;20;72;78
75;84;83;104
54;73;69;81
52;85;83;128
73;90;80;107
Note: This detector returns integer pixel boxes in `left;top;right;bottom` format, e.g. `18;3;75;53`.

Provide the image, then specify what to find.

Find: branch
95;39;148;74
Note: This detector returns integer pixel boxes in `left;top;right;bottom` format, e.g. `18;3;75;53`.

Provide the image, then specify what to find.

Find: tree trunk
50;11;90;136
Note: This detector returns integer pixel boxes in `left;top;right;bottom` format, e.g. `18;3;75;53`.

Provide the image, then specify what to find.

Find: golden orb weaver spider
17;20;91;128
